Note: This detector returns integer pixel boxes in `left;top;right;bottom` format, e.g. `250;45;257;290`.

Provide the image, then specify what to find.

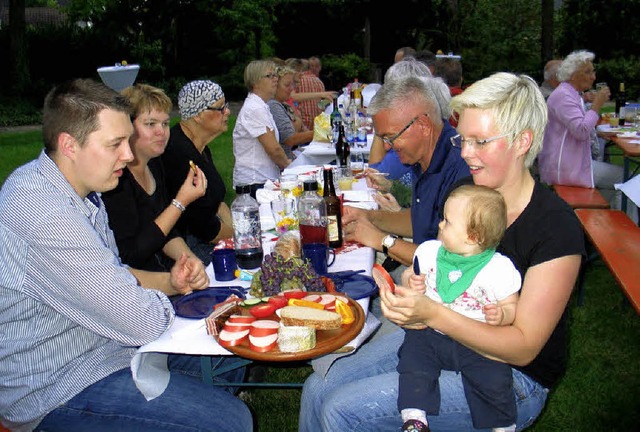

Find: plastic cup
211;248;237;281
336;167;353;191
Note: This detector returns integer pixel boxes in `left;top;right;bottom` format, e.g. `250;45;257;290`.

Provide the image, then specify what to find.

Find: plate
213;293;365;361
171;287;246;319
329;274;378;300
282;165;322;176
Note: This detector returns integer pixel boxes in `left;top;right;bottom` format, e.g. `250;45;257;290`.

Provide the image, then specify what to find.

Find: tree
8;0;29;95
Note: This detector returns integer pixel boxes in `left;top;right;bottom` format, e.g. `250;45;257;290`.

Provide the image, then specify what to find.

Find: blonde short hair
450;72;547;168
449;184;506;250
244;60;277;92
121;84;172;119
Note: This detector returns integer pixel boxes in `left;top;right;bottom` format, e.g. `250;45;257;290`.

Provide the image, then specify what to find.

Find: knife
413;256;421;275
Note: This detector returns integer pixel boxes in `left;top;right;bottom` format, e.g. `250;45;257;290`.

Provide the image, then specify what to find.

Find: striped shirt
0;151;174;431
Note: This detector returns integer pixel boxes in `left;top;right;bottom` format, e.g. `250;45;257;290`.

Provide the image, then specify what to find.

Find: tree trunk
541;0;554;62
9;0;29;95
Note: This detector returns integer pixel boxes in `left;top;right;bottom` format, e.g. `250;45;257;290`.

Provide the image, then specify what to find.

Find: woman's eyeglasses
450;132;512;150
205;102;229;112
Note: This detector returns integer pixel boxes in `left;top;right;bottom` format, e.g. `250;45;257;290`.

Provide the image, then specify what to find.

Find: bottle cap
235;184;251;195
302;180;318;192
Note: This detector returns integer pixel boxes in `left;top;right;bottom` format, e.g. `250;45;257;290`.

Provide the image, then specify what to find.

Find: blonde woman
233;60;291;198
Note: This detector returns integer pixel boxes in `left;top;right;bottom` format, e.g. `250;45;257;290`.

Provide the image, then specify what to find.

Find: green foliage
0;97;42;127
322;53;373;90
456;0;542;83
594;57;640;102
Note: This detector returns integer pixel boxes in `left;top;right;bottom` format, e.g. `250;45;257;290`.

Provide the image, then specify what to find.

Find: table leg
622;157;630;213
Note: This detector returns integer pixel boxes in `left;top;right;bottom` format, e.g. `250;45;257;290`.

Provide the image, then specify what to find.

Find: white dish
282;165;322;176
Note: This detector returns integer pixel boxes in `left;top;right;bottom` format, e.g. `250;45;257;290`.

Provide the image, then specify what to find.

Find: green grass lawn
1;120;639;431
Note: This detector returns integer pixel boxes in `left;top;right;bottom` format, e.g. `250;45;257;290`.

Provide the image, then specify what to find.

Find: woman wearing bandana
162;80;234;265
399;184;521;432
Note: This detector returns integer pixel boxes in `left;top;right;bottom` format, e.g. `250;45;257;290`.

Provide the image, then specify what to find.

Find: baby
398;184;521;432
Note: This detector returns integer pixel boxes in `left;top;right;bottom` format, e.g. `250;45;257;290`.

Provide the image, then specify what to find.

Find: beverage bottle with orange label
322;168;343;248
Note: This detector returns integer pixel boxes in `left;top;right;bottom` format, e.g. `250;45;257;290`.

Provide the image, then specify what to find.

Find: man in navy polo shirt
342;76;469;268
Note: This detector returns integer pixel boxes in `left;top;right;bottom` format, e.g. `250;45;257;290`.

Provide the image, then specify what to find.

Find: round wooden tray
215;294;365;362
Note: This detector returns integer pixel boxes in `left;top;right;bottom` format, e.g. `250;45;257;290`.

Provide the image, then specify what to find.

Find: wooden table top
575;209;640;314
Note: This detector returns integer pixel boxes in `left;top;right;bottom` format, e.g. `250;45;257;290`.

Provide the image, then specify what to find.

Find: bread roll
279;306;342;330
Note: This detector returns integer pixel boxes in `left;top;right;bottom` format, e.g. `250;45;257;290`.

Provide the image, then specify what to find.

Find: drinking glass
336;167;354;191
271;197;298;234
350;152;365;177
280;174;299;200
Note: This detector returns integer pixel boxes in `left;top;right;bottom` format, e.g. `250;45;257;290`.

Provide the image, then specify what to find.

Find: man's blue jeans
37;355;252;432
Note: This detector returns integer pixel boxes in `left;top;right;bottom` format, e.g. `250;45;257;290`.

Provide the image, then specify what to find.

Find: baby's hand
483;303;503;326
408;274;426;294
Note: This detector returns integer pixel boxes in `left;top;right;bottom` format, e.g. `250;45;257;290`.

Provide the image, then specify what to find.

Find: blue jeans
37;355;252;432
299;327;548;432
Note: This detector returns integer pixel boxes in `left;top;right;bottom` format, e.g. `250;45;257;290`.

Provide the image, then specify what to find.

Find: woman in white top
233;59;292;198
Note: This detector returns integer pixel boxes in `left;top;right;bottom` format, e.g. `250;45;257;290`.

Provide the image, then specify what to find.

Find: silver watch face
383;235;396;248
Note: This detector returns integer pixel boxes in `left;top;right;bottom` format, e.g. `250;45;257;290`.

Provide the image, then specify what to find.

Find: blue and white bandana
178;80;225;119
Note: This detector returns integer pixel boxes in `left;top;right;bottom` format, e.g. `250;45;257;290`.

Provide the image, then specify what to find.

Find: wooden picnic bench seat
575;209;640;314
553;185;610;209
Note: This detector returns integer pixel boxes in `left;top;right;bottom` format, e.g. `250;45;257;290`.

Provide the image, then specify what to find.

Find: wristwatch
381;234;399;255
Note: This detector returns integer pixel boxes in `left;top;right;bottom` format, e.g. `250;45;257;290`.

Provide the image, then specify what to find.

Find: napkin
256;188;281;204
341;190;374;202
310;313;381;377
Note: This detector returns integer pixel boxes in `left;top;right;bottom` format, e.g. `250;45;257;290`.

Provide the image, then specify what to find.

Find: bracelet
171;199;186;212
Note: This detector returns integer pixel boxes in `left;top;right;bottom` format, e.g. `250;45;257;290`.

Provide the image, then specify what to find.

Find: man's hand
342;206;385;249
170;254;209;295
373;192;401;212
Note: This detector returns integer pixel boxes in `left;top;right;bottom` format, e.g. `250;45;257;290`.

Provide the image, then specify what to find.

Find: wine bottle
323;168;343;248
335;124;350;167
616;83;626;126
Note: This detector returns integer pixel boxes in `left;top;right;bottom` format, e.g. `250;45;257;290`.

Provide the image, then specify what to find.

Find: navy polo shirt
410;121;470;244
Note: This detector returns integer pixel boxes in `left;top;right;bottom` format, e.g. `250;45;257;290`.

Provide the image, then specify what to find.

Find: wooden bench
575;209;640;314
553;185;610;209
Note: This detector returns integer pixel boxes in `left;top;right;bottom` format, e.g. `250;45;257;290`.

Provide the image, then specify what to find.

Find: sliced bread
279;306;342;330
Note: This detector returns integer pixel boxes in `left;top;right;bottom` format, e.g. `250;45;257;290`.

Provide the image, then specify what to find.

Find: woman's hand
175;164;207;207
379;283;434;330
591;86;611;112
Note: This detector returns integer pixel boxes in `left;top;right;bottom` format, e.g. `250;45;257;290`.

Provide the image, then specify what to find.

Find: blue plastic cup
211;248;237;281
302;242;335;275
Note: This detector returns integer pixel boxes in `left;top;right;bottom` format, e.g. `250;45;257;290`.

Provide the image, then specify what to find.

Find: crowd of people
0;45;629;431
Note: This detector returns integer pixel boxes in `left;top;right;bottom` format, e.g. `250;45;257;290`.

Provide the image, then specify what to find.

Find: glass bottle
297;180;328;246
616;83;626;126
335;124;350;167
231;184;263;269
322;168;343;248
330;96;342;143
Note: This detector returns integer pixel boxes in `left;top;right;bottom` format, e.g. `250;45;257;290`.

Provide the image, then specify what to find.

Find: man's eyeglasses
378;114;427;148
205;102;229;112
263;72;278;79
449;132;512;150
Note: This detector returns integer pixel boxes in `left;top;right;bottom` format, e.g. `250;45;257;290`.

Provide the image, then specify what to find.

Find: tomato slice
249;303;277;318
267;296;289;310
372;263;396;294
283;290;308;300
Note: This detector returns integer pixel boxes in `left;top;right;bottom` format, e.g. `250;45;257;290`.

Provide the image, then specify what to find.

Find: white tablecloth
289;135;373;168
